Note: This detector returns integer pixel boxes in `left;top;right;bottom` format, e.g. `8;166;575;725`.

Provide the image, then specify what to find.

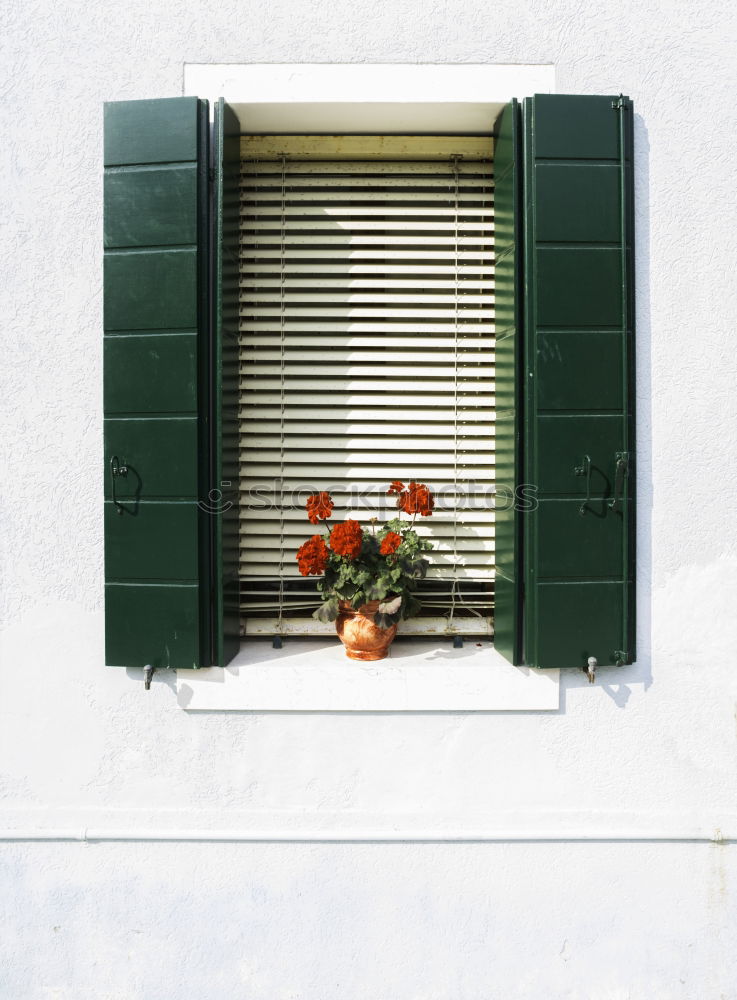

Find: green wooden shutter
103;97;211;669
213;99;241;666
492;99;523;664
521;94;635;669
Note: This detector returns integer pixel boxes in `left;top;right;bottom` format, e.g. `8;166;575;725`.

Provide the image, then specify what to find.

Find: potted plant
295;481;436;660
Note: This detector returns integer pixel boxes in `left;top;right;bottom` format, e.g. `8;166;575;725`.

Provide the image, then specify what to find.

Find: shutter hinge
612;95;626;111
143;664;155;690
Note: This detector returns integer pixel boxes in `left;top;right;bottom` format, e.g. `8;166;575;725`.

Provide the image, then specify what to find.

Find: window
103;88;635;675
238;135;494;640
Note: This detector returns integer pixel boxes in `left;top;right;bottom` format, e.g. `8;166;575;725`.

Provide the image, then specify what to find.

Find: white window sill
176;639;559;712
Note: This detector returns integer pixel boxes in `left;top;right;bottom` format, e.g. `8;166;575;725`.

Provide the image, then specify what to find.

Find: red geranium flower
296;534;330;576
379;531;403;556
306;491;334;525
387;480;405;496
396;481;435;517
329;519;364;560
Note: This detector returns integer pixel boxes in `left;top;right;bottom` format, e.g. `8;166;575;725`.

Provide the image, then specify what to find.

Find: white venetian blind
238;136;495;637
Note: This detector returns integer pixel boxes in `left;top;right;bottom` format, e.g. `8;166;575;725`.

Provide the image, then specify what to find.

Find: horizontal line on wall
0;828;735;844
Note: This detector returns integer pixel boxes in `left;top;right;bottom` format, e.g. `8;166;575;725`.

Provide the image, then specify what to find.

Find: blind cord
446;155;461;633
276;155;287;634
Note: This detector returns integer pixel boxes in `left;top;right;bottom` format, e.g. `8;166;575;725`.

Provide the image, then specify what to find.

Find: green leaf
378;595;402;615
314;597;339;623
375;611;401;630
365;581;387;601
403;595;422;619
416;558;429;579
363;535;380;557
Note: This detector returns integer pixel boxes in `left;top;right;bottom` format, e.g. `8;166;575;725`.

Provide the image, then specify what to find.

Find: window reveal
238;137;495;637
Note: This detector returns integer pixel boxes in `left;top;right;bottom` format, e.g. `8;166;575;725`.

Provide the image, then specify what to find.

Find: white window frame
177;63;560;711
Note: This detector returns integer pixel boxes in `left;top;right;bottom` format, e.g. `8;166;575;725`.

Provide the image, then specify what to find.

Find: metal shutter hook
608;452;629;512
574;455;592;516
110;455;128;514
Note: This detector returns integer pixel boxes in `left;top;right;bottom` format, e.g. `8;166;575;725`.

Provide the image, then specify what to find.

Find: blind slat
240;160;491;175
240;201;494;213
239;250;494;261
239;292;493;304
239;392;495;407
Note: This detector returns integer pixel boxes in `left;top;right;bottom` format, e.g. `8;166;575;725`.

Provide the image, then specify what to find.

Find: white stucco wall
2;1;737;997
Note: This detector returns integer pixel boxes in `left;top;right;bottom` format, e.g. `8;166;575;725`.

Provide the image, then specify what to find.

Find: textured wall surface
2;0;737;996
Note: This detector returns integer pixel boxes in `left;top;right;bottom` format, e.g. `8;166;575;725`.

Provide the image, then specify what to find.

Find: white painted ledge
176;640;559;711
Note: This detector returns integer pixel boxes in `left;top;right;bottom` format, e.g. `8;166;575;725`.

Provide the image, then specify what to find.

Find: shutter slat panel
239;145;495;633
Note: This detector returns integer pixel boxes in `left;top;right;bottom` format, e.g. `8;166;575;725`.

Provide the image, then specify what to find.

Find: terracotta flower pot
336;599;398;660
